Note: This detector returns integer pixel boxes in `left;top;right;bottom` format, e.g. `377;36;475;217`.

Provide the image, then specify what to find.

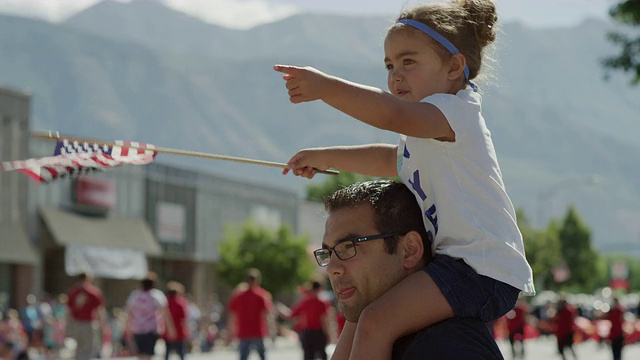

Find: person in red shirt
290;280;330;360
506;298;528;359
227;268;274;360
607;297;625;360
162;281;189;360
553;298;577;360
66;273;108;360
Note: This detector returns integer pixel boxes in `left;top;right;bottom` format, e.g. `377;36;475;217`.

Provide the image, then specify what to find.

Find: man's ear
401;230;424;269
448;53;467;81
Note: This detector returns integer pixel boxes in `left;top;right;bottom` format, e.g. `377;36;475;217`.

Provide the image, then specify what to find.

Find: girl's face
384;28;456;102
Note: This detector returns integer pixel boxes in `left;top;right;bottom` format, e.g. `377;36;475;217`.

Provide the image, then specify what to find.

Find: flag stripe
8;139;157;183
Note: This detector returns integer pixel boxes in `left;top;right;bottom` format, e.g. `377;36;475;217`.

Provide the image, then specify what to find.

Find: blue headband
397;18;477;92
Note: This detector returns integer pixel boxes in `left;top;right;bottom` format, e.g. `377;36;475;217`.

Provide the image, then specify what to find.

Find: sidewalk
37;335;640;359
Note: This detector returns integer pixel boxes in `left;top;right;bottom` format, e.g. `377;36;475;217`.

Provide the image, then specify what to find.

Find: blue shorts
423;254;520;323
133;332;158;356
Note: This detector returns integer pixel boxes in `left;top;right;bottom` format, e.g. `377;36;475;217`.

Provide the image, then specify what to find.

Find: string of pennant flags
0;131;338;183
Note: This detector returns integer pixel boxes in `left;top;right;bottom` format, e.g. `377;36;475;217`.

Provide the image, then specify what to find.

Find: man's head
321;180;431;322
245;268;262;286
142;271;157;291
78;272;94;283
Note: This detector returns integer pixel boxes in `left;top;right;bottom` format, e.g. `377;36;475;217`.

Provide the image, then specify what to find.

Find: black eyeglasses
313;233;399;267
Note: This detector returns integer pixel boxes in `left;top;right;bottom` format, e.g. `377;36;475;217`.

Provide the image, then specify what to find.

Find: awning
0;224;38;264
65;245;149;279
39;206;161;256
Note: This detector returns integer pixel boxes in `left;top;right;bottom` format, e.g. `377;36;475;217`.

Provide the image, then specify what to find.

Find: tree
519;211;563;291
216;221;315;297
603;0;640;85
557;206;600;292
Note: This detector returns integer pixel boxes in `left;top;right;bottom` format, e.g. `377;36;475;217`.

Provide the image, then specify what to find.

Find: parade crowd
0;269;347;360
494;291;640;360
2;271;640;360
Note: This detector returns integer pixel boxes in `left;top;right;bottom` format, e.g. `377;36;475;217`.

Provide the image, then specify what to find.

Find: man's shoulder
393;318;503;360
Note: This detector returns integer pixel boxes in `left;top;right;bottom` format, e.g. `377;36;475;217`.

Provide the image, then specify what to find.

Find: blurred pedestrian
125;271;168;360
227;268;274;360
205;292;224;335
66;273;108;360
607;297;625;360
0;308;29;360
554;298;577;360
163;281;189;360
108;307;127;357
19;294;43;349
185;293;201;352
290;280;330;360
506;298;528;359
52;293;68;353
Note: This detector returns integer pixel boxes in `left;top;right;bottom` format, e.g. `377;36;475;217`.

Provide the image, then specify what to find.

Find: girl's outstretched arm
274;65;454;140
283;144;398;179
331;320;356;360
349;271;454;360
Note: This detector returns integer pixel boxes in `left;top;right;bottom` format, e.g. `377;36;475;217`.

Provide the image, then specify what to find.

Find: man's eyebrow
322;233;361;248
384;50;420;63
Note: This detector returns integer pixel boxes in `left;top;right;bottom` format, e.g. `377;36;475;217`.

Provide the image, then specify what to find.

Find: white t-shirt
397;89;535;295
126;288;167;334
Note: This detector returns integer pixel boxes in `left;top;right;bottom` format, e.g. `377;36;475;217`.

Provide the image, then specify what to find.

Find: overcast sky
0;0;616;29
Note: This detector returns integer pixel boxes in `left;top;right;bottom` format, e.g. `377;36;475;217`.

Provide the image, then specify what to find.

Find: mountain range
0;0;638;253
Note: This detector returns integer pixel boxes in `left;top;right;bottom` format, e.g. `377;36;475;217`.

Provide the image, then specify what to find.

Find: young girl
274;1;535;359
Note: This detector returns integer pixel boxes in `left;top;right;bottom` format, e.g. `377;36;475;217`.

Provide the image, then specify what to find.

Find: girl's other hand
282;148;329;179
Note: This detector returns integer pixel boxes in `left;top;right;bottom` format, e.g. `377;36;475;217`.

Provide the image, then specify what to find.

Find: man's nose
327;253;344;275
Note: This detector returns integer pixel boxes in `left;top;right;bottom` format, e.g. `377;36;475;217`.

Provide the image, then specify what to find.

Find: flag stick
30;131;339;175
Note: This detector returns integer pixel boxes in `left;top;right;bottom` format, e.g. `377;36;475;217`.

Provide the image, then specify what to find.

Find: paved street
103;336;640;360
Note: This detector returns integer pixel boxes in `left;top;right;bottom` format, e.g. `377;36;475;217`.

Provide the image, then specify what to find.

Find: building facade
0;87;38;312
1;85;302;312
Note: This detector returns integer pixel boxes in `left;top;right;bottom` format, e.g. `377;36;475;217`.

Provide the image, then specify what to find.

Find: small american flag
1;139;157;183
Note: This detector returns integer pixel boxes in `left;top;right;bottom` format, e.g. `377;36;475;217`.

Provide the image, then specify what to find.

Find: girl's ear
448;53;467;81
402;230;425;269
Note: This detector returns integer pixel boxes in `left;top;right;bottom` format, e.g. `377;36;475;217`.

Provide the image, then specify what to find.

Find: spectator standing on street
185;293;202;352
506;298;528;359
290;280;331;360
554;298;577;360
227;268;274;360
19;294;43;350
66;273;108;360
607;297;625;360
163;281;190;360
0;308;29;360
125;271;168;360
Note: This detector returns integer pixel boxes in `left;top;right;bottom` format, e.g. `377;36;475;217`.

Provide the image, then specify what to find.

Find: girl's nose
392;69;403;82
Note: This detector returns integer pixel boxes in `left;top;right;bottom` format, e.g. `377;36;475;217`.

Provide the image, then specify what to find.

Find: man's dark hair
310;280;322;291
324;180;432;262
142;271;157;291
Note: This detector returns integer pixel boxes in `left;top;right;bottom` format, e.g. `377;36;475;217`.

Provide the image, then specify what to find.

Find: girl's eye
403;59;415;65
385;63;394;70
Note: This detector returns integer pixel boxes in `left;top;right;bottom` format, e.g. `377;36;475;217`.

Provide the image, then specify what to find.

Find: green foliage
604;0;640;85
305;172;393;202
522;205;640;294
521;218;563;291
600;254;640;292
557;206;600;292
216;221;315;297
